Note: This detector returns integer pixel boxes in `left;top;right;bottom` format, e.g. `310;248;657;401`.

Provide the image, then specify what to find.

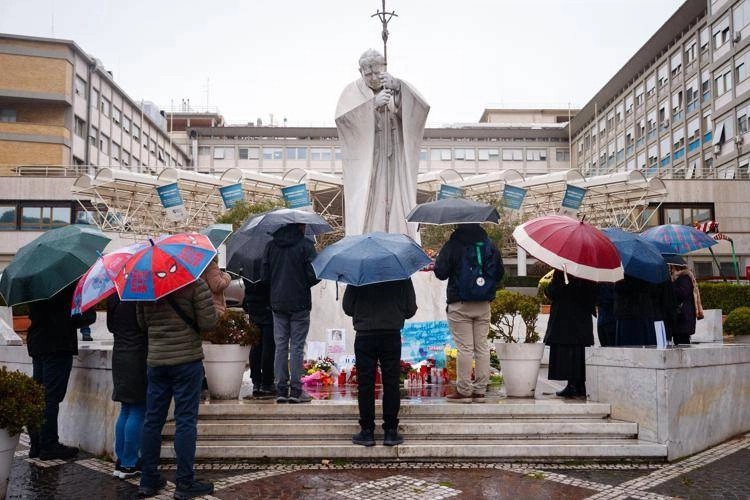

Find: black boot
575;382;587;399
555;383;575;397
383;428;404;446
352;428;376;447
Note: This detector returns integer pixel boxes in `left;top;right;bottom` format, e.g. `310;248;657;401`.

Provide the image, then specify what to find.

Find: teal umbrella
0;225;111;306
199;223;233;249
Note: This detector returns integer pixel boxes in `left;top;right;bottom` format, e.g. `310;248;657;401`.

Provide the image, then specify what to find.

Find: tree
215;199;283;230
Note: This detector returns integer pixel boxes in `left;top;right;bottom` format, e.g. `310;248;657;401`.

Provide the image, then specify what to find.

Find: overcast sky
0;0;684;126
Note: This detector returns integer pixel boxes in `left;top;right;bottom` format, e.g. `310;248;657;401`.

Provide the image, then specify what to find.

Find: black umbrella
406;198;500;225
226;209;322;282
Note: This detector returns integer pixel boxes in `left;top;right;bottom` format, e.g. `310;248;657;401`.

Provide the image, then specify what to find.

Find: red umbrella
512;215;624;283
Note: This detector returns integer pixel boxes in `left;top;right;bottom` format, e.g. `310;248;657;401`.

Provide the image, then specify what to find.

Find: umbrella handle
562;264;569;285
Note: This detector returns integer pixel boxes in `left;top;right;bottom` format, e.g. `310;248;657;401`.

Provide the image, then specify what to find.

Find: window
74;116;86;138
112;106;121;124
734;0;750;32
672;90;683;118
112;142;120;162
659;100;669;129
688;117;701;145
694;262;714;278
617;134;625;155
685;40;697;65
239;147;260;160
502;149;523;161
657;64;669;88
686;78;699;112
599;117;607;136
150;138;156;154
736;49;750;83
700;26;710;53
430;149;451;161
526;149;547;161
673;128;685;150
454;148;476;161
122;115;131;133
263;147;283;160
738;102;750;134
703;111;713;140
715;66;733;96
89;126;97;147
636;84;645;106
132;123;141;142
713;113;735;146
606;112;615;132
616;103;624;125
556;149;570;161
625;95;634;114
0;206;17;230
213;147;234;160
122;151;130;167
285;147;307;160
659;203;714;226
74;76;87;98
310;148;332;161
100;133;109;155
713;15;730;50
198;146;211;158
335;147;342;161
20;205;71;230
670;51;682;76
100;97;110;116
478;148;499;160
90;88;99;109
638;152;647;170
701;70;712;101
648;144;658;165
157;147;165;163
0;109;16;122
646;75;656;97
660;137;671;164
647;109;657;134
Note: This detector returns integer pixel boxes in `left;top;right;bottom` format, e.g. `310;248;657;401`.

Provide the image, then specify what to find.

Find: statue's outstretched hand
379;73;401;92
375;89;392;109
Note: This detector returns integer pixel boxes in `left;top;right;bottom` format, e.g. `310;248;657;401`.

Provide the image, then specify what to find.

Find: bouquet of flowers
399;360;414;384
301;357;337;386
444;346;458;382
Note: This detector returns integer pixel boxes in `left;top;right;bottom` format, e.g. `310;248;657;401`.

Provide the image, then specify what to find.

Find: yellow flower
450;348;458;358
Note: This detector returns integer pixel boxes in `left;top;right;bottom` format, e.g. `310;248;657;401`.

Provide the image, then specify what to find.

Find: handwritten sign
401;320;453;367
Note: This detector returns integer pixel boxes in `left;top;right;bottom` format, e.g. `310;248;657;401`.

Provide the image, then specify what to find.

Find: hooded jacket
27;283;96;357
342;279;417;333
262;224;320;313
433;224;505;304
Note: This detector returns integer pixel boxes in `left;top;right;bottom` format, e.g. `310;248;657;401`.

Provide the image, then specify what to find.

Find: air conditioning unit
736;135;744;145
714;144;722;154
734;32;742;43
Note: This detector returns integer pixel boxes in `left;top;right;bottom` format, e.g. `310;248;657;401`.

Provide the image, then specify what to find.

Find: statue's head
358;49;386;91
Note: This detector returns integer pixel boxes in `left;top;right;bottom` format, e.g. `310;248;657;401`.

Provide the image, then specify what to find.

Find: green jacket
137;279;218;367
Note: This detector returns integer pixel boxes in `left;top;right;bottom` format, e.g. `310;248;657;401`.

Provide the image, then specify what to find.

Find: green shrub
697;283;750;314
490;290;541;343
536;270;554;305
0;367;45;436
724;307;750;336
203;309;261;346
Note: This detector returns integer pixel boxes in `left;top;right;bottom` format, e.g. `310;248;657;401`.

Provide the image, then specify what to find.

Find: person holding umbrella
313;232;431;446
667;255;704;345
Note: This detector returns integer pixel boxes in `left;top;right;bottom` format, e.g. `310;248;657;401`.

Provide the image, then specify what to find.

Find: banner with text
281;183;311;209
561;184;587;211
156;182;186;222
401;320;454;367
218;183;245;209
501;185;527;210
437;184;465;200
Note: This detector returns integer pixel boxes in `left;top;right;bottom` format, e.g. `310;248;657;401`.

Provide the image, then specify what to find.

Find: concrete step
196;400;613;420
164;419;638;440
162;438;667;460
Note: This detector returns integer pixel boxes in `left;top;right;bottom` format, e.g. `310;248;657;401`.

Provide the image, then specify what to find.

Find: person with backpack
434;224;504;403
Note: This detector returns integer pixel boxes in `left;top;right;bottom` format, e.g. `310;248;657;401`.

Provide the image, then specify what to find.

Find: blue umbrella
640;224;717;255
312;232;432;286
602;228;668;284
199;223;233;249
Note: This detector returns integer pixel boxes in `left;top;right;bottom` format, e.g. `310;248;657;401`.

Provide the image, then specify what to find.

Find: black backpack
456;238;500;302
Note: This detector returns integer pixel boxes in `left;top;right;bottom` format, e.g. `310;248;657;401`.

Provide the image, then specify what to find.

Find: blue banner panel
437;184;465;200
281;183;311;208
156;182;186;221
561;184;587;210
501;185;527;210
219;183;245;209
401;320;453;367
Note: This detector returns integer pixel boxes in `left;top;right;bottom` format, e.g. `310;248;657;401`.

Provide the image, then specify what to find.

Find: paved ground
6;432;750;499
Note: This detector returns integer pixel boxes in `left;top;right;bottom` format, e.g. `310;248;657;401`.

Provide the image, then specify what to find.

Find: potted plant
490;290;544;397
202;308;260;400
0;367;44;498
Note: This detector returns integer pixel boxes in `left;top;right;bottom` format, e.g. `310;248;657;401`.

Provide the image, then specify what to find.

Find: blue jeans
30;354;73;450
115;402;145;468
273;310;310;398
139;360;203;489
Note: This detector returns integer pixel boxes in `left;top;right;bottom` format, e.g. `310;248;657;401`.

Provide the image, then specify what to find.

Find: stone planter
539;304;551;315
0;428;20;499
495;342;545;398
12;316;30;334
202;344;250;400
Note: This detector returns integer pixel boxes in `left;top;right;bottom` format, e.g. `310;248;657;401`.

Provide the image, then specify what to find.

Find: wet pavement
6;432;750;499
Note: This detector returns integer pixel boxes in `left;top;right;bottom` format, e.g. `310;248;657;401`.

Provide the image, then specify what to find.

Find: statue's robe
335;77;429;238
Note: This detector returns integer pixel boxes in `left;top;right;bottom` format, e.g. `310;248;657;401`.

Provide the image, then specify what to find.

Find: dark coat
27;283;96;357
243;281;273;326
596;283;616;328
262;224;320;313
650;280;678;340
544;270;597;346
672;274;697;338
342;279;417;333
107;294;147;404
433;224;504;304
614;276;654;320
